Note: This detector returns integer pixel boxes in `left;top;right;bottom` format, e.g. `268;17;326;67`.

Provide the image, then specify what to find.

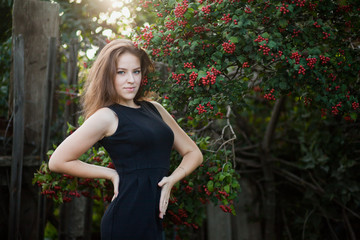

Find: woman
48;39;203;239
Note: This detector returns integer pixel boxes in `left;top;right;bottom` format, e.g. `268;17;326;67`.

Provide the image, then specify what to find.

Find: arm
48;107;120;199
151;101;203;218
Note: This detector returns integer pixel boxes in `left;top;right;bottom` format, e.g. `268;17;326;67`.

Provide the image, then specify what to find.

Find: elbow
48;156;60;173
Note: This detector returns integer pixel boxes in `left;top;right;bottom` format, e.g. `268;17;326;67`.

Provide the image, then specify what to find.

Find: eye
134;70;141;74
117;71;125;75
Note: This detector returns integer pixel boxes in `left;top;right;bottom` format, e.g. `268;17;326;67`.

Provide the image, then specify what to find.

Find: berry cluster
294;0;306;7
303;97;312;106
184;62;195;69
277;3;290;14
196;104;207;114
189;72;198;89
292;29;301;38
138;0;152;8
202;5;211;14
215;112;224;119
313;21;321;28
352;102;359;110
162;44;172;56
206;102;214;110
244;7;252;14
194;26;207;33
222;40;236;54
184;185;193;194
264;89;276;101
322;32;331;40
262;16;270;24
174;0;188;18
201;72;216;85
164;33;174;43
152;48;161;56
290;52;302;64
165;19;176;30
306;57;317;69
298;65;306;75
308;2;317;11
172;72;185;84
202;43;215;49
221;13;232;24
254;35;269;44
220;205;232;213
320;55;330;64
242;62;250;68
138;26;154;49
331;102;342;115
258;44;271;55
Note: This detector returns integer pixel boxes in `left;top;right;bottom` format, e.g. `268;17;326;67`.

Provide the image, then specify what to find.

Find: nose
127;73;135;83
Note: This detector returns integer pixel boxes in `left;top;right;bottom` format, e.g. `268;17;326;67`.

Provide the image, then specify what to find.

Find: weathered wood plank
8;34;25;240
0;155;40;167
12;0;59;153
207;203;232;240
37;36;57;240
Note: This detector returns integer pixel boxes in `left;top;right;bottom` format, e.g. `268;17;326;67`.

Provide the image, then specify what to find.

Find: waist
116;167;169;176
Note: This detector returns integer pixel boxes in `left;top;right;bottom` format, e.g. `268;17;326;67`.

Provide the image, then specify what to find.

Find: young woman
48;39;203;239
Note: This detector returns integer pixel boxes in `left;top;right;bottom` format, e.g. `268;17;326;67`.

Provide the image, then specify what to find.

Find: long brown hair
81;39;154;119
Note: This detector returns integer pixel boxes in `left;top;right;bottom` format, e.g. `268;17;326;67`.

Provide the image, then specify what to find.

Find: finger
159;191;169;218
112;174;119;202
158;177;167;187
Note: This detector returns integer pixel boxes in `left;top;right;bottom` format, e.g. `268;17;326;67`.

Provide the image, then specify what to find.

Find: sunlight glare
86;45;99;59
121;7;131;19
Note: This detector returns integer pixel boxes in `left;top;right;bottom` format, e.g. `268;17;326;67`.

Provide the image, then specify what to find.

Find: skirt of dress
101;168;166;240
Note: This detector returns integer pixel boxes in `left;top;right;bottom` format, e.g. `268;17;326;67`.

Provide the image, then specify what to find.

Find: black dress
99;101;174;240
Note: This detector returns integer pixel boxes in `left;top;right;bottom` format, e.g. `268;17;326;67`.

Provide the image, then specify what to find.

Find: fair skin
49;52;203;219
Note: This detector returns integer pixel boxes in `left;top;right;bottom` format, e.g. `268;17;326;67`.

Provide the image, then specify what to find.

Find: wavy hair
81;39;154;119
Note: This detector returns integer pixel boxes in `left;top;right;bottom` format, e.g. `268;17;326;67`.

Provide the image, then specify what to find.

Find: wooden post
8;34;25;240
11;1;60;239
207;203;232;240
37;36;57;240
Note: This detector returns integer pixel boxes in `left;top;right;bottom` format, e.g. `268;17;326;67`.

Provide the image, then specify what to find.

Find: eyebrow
116;67;141;70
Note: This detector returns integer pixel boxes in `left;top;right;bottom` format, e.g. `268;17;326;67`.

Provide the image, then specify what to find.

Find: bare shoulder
82;107;118;137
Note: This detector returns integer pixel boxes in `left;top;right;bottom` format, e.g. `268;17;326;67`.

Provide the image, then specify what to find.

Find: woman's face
113;52;142;106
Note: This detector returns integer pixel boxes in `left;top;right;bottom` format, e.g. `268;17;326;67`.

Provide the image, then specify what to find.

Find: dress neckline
117;102;142;109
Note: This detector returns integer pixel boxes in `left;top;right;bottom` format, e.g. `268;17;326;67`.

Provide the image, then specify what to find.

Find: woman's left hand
158;176;175;219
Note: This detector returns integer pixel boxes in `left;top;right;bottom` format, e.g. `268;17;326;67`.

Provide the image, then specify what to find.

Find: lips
124;87;136;92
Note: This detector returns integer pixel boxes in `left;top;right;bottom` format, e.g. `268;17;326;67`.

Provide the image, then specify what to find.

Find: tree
134;0;360;239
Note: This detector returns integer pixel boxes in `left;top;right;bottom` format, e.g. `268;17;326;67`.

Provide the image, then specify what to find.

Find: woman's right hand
109;169;120;201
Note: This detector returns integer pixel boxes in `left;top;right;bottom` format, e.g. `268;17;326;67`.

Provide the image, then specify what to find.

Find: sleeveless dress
99;101;174;240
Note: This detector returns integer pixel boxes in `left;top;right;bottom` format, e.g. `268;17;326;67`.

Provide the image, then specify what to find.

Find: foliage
33;117;115;203
135;0;359;120
133;0;360;239
32;0;360;239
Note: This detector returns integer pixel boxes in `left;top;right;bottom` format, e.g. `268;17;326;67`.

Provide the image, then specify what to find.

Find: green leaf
207;180;214;192
350;113;357;120
229;36;239;44
224;185;230;193
279;19;288;28
262;32;270;39
152;36;162;45
279;82;288;90
267;41;277;49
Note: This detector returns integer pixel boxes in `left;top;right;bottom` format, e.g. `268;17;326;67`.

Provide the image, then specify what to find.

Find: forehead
116;52;140;68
